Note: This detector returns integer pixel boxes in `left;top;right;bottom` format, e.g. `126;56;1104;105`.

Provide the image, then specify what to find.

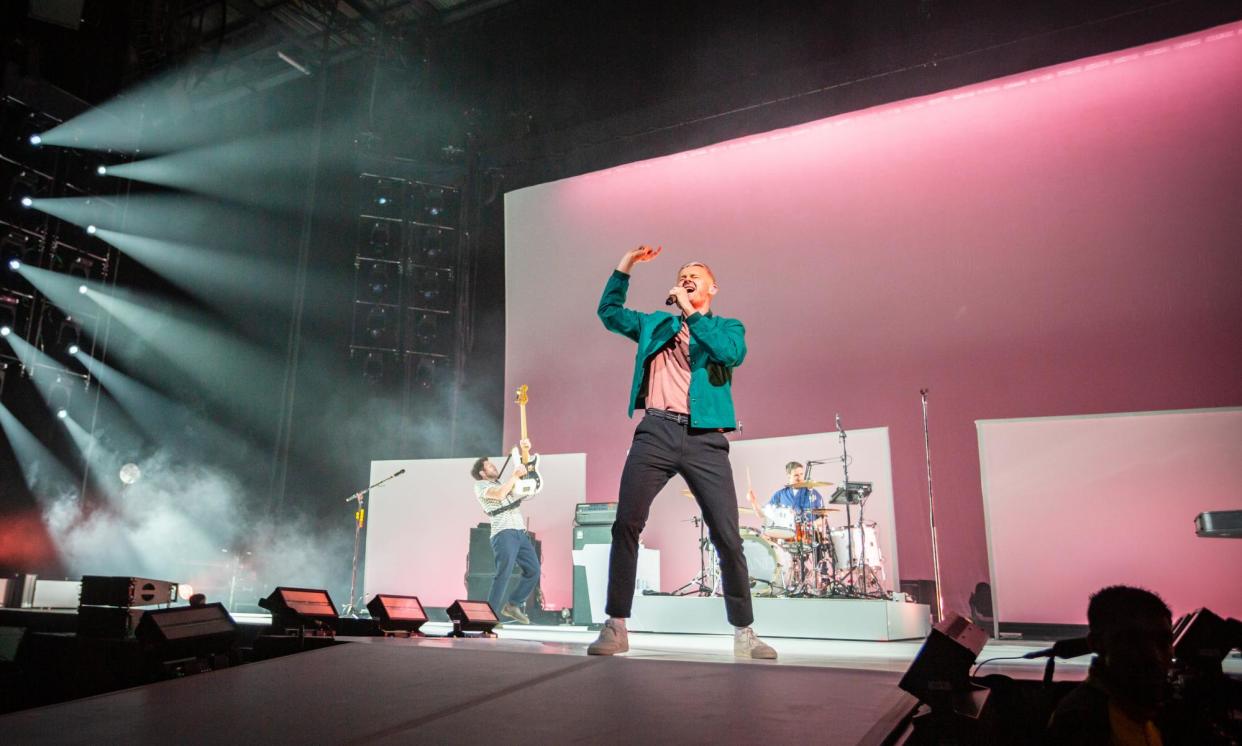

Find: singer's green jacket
597;269;745;431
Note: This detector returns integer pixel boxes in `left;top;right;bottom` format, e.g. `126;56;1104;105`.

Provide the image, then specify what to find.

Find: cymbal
738;505;759;515
809;507;841;516
791;480;834;489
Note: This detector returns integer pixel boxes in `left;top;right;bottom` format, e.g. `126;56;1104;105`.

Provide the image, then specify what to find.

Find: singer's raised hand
617;244;662;273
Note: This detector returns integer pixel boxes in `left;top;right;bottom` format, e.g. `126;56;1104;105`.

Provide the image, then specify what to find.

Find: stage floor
6;620;1237;744
1;633;917;745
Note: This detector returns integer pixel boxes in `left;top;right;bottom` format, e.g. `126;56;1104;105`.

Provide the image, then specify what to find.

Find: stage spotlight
20;197;32;208
178;583;194;600
29;134;42;146
366;594;428;635
78;284;88;294
96;165;107;176
364;219;398;259
364;305;396;347
86;225;97;235
0;326;10;337
56;409;67;419
119;462;141;485
68;344;80;355
362;351;384;384
7;258;19;270
446;599;500;637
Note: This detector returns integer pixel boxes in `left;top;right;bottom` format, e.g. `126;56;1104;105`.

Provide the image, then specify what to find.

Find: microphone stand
836;416;861;597
921;389;945;624
341;468;406;617
805;456;842;595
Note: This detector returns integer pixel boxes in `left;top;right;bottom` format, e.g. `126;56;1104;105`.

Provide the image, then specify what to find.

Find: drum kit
680;480;887;600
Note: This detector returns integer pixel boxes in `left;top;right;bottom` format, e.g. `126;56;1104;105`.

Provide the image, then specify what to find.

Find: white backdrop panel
364;454;585;609
979;407;1242;627
640;427;899;594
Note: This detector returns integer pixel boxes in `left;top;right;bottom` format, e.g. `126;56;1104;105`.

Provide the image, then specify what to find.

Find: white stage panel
364;454;586;609
979;407;1242;630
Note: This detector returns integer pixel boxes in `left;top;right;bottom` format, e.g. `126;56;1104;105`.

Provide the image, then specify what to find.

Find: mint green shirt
597;270;746;430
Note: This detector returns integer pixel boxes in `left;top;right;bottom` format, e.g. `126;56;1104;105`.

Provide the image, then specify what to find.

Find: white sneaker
734;627;777;660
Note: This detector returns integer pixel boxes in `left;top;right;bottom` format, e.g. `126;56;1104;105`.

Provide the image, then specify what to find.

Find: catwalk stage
0;615;1113;746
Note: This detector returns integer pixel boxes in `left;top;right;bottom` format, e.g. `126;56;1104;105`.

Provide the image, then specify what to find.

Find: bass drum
737;528;786;596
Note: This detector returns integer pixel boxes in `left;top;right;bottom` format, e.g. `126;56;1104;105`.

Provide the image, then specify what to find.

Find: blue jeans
488;529;541;614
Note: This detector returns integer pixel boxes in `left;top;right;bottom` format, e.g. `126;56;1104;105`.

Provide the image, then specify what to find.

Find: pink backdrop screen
503;23;1242;613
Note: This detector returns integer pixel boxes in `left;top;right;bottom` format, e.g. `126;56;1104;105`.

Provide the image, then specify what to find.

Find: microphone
666;282;696;306
1023;637;1092;659
393;468;406;477
345;492;364;503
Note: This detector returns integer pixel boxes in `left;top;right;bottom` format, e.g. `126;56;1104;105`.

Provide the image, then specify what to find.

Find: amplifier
78;605;145;638
80;576;178;607
575;502;618;526
1195;510;1242;538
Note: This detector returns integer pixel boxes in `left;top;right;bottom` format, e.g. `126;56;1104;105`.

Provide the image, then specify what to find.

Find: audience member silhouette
1047;585;1175;745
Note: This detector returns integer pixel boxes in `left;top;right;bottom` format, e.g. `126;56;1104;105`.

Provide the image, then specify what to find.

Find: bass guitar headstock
514;384;529;406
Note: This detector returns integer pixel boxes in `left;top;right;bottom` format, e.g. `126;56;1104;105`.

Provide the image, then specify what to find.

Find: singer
590;244;776;659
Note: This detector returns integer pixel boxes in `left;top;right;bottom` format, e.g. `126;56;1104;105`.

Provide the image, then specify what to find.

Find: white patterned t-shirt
474;480;526;537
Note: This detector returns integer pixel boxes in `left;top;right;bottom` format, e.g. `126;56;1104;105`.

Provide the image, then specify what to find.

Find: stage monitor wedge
446;599;499;636
367;594;428;634
136;602;238;662
259;587;339;633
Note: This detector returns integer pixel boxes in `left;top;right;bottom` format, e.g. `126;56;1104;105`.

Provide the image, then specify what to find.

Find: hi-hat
791;480;834;489
809;507;841;516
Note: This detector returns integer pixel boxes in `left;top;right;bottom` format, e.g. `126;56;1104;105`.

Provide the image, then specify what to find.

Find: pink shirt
645;324;691;414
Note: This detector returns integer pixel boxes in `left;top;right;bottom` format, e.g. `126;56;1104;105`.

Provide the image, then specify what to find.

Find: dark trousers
606;414;754;627
488;528;541;613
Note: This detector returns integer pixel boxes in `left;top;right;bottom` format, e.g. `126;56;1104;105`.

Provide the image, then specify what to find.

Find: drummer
745;461;825;522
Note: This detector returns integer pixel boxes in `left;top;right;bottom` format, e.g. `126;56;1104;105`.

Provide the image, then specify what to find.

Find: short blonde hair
678;262;716;284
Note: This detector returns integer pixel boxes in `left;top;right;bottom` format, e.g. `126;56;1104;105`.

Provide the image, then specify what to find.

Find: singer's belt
645;408;691;426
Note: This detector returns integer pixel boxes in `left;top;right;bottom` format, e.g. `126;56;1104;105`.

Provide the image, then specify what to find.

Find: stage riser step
629;596;931;640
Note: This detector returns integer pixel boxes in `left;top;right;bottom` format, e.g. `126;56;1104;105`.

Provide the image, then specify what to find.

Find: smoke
41;448;352;609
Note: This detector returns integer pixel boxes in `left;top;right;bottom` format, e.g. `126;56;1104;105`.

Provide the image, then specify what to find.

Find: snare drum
828;521;884;570
761;505;797;540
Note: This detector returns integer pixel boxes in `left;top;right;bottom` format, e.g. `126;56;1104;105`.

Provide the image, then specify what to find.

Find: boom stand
340;468;406;617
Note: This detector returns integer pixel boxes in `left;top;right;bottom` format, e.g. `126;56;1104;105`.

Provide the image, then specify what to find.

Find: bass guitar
512;384;543;497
